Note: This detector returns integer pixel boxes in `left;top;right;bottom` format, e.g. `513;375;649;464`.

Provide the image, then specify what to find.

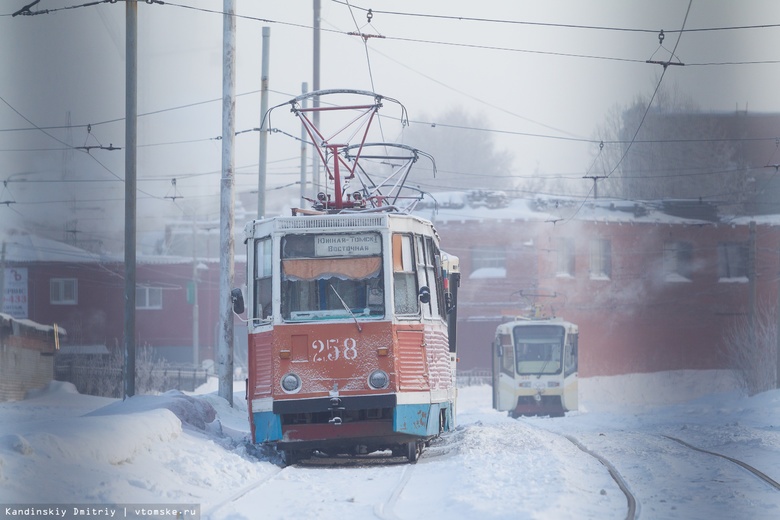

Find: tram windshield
513;325;564;375
280;232;385;322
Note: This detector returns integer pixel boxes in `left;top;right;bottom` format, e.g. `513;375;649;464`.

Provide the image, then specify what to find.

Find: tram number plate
312;338;358;362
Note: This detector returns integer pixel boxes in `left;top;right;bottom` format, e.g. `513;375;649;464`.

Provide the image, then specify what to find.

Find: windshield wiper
330;285;362;332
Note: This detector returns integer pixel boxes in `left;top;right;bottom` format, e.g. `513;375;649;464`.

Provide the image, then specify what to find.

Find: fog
2;1;779;252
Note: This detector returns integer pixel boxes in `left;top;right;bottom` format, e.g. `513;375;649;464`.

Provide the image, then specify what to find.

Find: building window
136;286;163;309
556;238;575;277
718;242;748;280
663;241;693;281
50;278;77;305
589;239;611;280
470;246;506;279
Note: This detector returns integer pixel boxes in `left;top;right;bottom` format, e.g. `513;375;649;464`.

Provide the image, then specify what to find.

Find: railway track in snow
559;431;780;520
204;429;466;520
662;434;780;491
564;435;638;520
202;460;287;519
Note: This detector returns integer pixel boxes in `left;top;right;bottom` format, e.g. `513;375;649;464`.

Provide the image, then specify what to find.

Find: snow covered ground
1;371;779;519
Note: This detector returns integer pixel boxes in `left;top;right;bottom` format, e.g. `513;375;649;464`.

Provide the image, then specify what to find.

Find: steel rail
663;435;780;492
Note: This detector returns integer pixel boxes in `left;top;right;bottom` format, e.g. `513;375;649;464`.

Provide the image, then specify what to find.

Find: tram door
562;331;579;411
492;332;517;411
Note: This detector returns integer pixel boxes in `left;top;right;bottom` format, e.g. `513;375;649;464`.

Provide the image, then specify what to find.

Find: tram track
662;434;780;492
202;465;287;519
559;430;780;520
564;435;638;520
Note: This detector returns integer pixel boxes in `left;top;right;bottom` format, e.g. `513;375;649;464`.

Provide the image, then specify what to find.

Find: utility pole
748;221;756;361
123;0;138;399
218;0;236;407
583;174;607;200
257;26;270;219
312;0;321;194
0;241;6;314
776;238;780;389
192;222;199;368
299;82;308;203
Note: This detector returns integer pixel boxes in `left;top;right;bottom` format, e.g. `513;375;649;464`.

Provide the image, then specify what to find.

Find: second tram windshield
280;232;385;321
512;325;564;375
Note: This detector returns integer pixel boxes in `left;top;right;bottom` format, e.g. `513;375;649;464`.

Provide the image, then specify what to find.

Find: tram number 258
312;338;358;362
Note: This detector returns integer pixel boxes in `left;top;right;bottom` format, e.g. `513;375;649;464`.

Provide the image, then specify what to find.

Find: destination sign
314;234;381;257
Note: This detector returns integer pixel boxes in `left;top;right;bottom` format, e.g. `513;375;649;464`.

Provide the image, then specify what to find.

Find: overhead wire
4;0;777;221
557;0;694;225
331;1;780;36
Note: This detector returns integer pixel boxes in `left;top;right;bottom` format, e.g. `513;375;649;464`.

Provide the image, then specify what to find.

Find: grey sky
2;1;779;249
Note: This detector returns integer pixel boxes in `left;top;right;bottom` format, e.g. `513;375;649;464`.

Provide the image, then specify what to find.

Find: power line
331;1;780;36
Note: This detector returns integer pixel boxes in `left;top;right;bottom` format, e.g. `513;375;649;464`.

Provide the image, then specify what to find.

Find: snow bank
580;369;740;412
86;390;217;431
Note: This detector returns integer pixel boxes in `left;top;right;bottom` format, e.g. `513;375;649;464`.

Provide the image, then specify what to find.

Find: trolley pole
257;26;270;219
218;0;236;407
123;0;137;399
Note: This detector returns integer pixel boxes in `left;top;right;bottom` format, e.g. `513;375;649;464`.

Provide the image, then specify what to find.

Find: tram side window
499;335;515;376
254;237;273;320
564;333;578;377
393;234;418;315
417;236;440;318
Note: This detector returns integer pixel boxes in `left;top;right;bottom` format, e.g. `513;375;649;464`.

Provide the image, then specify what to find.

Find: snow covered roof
413;193;780;226
1;232;110;263
0;312;65;336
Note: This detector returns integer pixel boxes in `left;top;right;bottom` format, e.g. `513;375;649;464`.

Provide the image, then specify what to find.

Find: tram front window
513;325;564;375
281;233;385;322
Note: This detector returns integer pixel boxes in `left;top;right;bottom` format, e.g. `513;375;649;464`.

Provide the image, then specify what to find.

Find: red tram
236;90;460;464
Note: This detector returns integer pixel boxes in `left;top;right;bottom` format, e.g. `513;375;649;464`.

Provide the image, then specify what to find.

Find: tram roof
243;211;440;241
496;317;578;333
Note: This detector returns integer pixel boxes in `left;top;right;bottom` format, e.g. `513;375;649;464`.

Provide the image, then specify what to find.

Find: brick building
0;312;62;401
426;197;777;378
3;198;775;380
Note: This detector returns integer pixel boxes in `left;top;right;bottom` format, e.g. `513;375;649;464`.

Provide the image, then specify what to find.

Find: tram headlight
280;373;302;393
368;369;389;390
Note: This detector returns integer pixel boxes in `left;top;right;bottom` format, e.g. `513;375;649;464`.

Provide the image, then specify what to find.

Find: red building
3;199;776;379
429;197;777;378
2;232;245;367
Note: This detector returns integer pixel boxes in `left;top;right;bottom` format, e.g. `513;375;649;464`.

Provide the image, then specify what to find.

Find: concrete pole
257;26;270;219
312;0;321;194
218;0;236;407
192;222;199;368
776;239;780;389
748;221;756;351
0;242;6;314
123;0;137;399
299;82;308;204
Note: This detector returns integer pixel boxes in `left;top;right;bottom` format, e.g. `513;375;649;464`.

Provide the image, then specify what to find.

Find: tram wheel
406;441;420;463
283;449;305;466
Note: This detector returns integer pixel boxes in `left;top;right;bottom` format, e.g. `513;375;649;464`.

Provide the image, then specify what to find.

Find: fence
456;369;492;387
54;365;210;398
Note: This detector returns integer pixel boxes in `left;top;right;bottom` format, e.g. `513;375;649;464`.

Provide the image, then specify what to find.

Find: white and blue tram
492;318;579;417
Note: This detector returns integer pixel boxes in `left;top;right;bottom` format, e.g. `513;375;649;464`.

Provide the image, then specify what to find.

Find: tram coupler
329;396;345;425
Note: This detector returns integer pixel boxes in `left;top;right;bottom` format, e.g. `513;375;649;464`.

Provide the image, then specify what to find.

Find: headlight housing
280;373;302;393
368;369;389;390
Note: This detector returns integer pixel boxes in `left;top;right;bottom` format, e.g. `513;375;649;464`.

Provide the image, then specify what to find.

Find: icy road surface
1;371;778;519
